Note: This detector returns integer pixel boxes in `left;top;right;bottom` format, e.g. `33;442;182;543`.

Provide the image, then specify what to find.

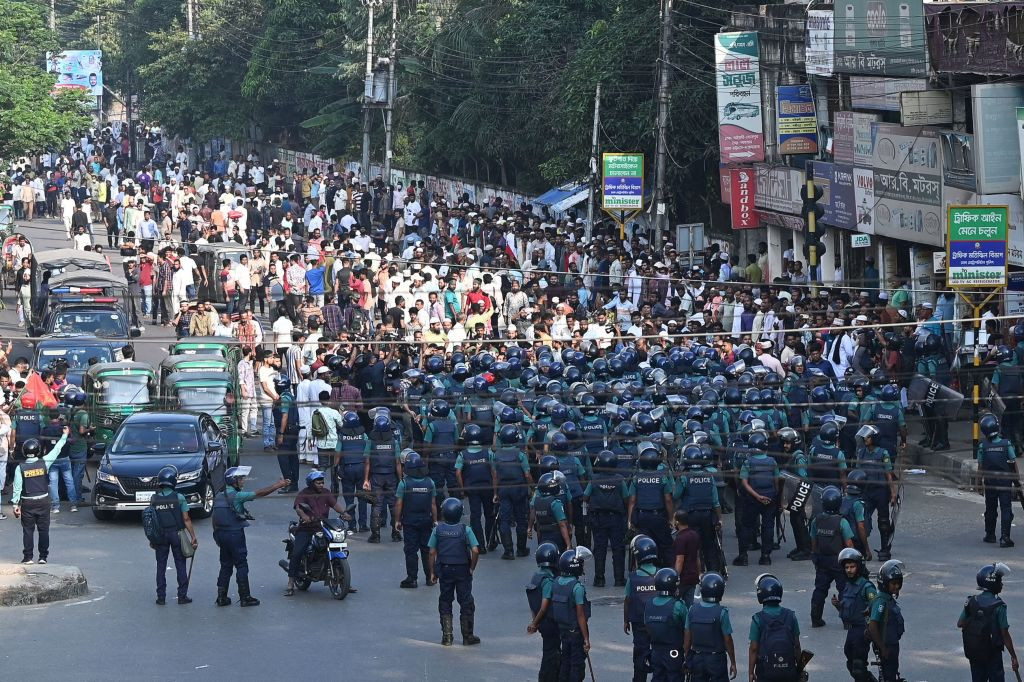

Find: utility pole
382;0;398;186
586;82;601;242
653;0;674;249
360;0;378;182
186;0;195;40
49;0;56;32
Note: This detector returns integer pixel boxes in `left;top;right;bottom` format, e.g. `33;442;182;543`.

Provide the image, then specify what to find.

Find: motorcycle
278;508;354;600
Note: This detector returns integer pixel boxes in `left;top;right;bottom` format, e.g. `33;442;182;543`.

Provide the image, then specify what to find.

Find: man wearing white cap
756;340;785;377
296;366;317;466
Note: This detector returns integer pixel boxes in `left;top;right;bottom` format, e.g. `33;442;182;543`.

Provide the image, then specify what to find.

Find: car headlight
97;470;118;484
177;469;202;483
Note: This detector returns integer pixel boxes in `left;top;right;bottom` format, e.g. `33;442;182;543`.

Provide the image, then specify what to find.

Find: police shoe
790;551;812;561
391;528;402;542
1001;537;1015;548
732;553;748;566
932;442;950;451
178;596;193;604
501;550;515;560
400;578;418;588
155;598;166;606
614;578;627;587
758;554;772;566
592;576;605;587
984;534;998;543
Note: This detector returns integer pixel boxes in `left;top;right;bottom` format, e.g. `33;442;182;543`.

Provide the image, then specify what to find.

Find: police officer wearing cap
212;466;290;607
644;567;688;682
624;535;660;682
584;450;629;587
363;411;402;544
336;410;370;532
529;549;592;682
684;572;737;682
11;427;68;564
810;486;855;628
149;466;198;605
530;471;572;553
428;497;481;647
959;563;1020;681
526;542;563;682
867;559;907;682
978;413;1018;548
493;424;533;560
749;573;801;682
285;470;354;596
832;548;877;681
396;452;439;588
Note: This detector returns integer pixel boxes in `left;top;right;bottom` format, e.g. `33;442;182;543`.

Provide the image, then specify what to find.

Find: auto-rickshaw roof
169;337;237;352
160;354;230;370
163;370;234;387
37;249;111;272
86;361;156;378
48;269;128;289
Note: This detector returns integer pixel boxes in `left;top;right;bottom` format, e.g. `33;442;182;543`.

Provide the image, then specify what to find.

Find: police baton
1015;665;1023;682
586;650;597;682
185;552;195;589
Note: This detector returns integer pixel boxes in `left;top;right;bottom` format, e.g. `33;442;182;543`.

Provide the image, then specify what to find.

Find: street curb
906;442;977;490
0;564;88;606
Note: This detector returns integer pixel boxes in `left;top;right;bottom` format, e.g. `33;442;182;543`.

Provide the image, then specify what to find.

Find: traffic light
801;180;825;261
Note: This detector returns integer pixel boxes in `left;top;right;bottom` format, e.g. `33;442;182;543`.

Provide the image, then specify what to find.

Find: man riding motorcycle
284;470;354;596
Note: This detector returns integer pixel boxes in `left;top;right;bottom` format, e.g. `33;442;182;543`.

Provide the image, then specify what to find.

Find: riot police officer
684;572;737;682
841;469;872;558
526;542;562;682
11;428;68;564
749;574;802;682
855;425;898;561
739;431;780;566
808;421;846;513
396;452;438;588
867;559;906;682
363;413;403;544
978;413;1017;547
148;466;197;605
674;444;722;573
644;568;688;682
585;450;629;587
455;423;497;554
917;333;951;450
336;410;370;532
428;497;481;646
958;563;1019;681
493;424;533;559
627;448;675;567
544;549;592;682
530;472;572;553
779;427;812;561
810;486;855;628
992;345;1023;449
868;384;907;460
212;466;290;607
551;428;589;549
832;548;877;681
423;398;460;507
624;535;660;682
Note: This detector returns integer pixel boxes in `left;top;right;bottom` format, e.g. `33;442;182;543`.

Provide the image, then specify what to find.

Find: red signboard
730;167;760;229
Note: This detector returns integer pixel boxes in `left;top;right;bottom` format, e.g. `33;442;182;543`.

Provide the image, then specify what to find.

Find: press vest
688;603;726;653
338;428;367;466
20;459;49;497
151;490;185;531
435;522;470;565
681;470;716;511
494;446;526;486
645;598;684;646
402;476;433;522
368;430;398;477
627;566;658;622
589;474;626;514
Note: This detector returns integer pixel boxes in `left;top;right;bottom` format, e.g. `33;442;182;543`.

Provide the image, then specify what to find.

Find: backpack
142;503;163;544
311;409;329;439
962;595;1004;661
756;609;798;681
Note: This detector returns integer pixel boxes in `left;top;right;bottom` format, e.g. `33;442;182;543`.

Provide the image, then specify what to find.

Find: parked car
34;336;127;386
90;411;228;521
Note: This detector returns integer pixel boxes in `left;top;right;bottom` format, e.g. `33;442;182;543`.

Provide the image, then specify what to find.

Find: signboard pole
955;289;1004;458
602;209;642;242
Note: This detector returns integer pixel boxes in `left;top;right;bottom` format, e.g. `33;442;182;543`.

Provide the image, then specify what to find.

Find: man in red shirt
671;510;702;607
464;278;489;313
139;254;154;319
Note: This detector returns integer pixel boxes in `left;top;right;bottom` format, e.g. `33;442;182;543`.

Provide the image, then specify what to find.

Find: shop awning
534;181;588;207
552;187;590;213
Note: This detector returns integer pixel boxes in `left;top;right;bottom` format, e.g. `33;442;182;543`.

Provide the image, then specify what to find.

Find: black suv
90;412;227;521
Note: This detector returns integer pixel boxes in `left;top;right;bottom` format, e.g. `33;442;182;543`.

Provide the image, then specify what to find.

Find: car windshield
176;385;228;416
38;346;113;369
52;311;125;337
97;374;151;405
110;423;200;455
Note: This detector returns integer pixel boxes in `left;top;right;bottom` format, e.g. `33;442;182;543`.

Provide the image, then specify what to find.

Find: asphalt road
0;218;1017;681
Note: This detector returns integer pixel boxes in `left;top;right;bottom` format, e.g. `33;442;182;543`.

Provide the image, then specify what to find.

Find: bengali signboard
871;123;943;246
730;167;760;229
834;0;928;77
813;161;857;230
940;131;976;192
973;84;1024;194
833;111;879;165
854;167;876;234
754;164;804;215
807;10;835;76
715;32;764;163
776;85;818;155
601;153;644;210
900;90;953;126
926;3;1024;76
947;205;1009;287
850;76;927;111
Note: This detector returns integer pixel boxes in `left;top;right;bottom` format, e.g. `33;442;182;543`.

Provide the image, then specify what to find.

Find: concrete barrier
0;563;88;606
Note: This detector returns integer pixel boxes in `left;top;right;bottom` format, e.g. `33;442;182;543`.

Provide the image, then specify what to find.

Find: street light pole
382;0;398;187
360;1;378;182
653;0;673;249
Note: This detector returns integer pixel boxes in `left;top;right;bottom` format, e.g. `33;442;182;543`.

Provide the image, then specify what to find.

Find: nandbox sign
715;32;764;163
730;168;760;229
601;153;644;210
947;205;1009;287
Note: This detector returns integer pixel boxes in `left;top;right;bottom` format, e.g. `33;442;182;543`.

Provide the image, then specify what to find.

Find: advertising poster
730;167;760;229
853;112;880;166
940;131;976;192
926;3;1024;76
854;167;876;234
871;123;943;246
776;85;818;155
834;0;928;77
849;76;927;111
807;10;835;76
813;162;857;230
47;50;103;100
834;111;855;164
715;32;764;163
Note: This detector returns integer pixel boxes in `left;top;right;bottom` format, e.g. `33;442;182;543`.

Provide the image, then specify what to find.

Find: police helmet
592;358;609;378
608;357;625;377
537;472;560;496
506;357;523;379
548;361;564;377
747;431;768;451
452;363;470;382
856;424;879;442
755;573;783;605
373;414;392;432
638;449;661;471
758;388;774;406
654;568;679;597
536;543;560;569
977;563;1011;594
633;412;656;435
425;355;445;374
923;333;942;354
789;355;805;370
430;400;450;419
462;423;485;445
273;376;291;393
558;549;584;577
498;424;521;445
631;535;659;564
579;393;598;415
682;444;704;469
778;427;801;448
738;410;756;426
225;465;252;486
615;422;637;442
385;360;403;379
404;452;424;473
491;361;509;379
63;388;87;407
441;497;464;524
877;559;905;594
743;387;760;407
596;450;617;472
560;421;580;442
821;486;842;514
810;385;831;407
880;384;899;402
549;403;569;424
539;454;559;473
157;466;178;488
549;432;570;453
306;470;326;487
846;469;867;496
339;411;359;430
21;438;41;458
838;547;865;569
980;413;1001;439
818;421;840;444
699;572;726;603
520;366;539;388
723;387;742;406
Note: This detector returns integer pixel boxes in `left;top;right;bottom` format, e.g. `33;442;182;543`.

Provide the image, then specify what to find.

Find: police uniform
625;562;659;682
749;605;800;682
977;437;1017;543
337;426;370;531
424;416;460;505
552;575;591;682
527;566;562;682
959;588;1011;681
212;485;258;601
917;348;951;448
493;443;531;557
629;469;675;566
397;474;438;583
645;593;688;682
810;510;854;625
456;446;496;551
808;436;846;514
585;473;629;584
838;575;878;680
367;429;402;538
532;490;569;553
840;493;870;553
150;485;190;602
740;453;780;561
429;520;479;637
869;589;904;682
993;360;1023;448
857;445;894;555
675;468;721;573
686;599;733;682
11;433;67;562
869;400;905;464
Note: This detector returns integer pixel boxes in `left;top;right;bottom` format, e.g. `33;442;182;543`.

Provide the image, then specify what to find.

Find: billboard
973;83;1024;194
601;153;644;210
47;50;103;100
947;205;1008;287
940;131;975;192
850;76;926;111
806;10;835;76
926;3;1024;76
834;0;928;77
715;32;764;163
776;85;818;155
754;164;804;215
813;161;857;230
871;123;943;246
854;167;876;234
730;167;760;229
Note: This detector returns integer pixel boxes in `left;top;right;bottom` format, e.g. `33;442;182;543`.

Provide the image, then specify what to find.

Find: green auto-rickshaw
158;354;232;385
83;361;158;443
161;370;241;465
167;337;242;365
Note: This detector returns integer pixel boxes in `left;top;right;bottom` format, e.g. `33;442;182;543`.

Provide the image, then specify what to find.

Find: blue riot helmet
425;355;444;374
549;432;570;453
654;568;679;597
755;573;783;605
373;414;392;432
462;423;485;445
430;400;451;418
536;543;559;569
630;535;659;564
699;572;726;603
157;466;178;488
498;424;521;445
558;550;584;577
441;497;464;523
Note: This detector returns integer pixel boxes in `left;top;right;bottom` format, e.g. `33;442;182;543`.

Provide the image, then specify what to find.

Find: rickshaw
168;337;242;365
158;354;232;385
83;362;159;444
195;243;251;307
161;370;242;466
